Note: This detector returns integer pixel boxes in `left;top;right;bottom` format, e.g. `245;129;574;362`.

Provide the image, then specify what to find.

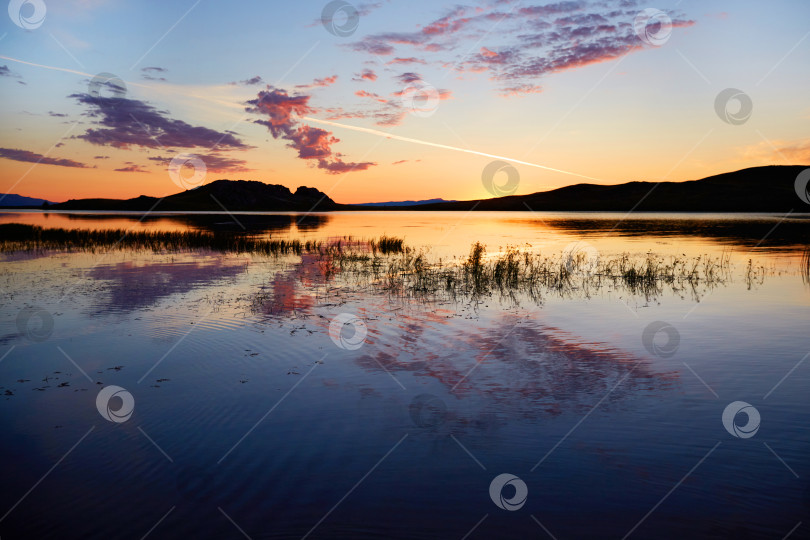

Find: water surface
1;211;808;539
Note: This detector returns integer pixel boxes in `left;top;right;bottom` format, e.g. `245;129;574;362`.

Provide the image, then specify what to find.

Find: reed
321;243;734;303
0;223;746;302
0;224;404;257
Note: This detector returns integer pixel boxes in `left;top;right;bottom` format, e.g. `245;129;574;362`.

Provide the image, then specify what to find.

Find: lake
1;210;808;539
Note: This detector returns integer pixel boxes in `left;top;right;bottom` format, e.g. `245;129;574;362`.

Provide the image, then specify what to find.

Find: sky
0;0;808;204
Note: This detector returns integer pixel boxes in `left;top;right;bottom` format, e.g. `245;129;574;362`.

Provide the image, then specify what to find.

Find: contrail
0;54;240;108
3;52;611;184
0;54;157;91
0;54;93;79
303;116;611;183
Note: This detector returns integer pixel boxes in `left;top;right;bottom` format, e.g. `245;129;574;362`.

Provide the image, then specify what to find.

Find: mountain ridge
8;165;809;212
0;194;56;207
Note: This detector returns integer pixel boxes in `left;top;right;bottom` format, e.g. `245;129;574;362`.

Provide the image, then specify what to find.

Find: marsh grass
324;241;734;304
0;224;403;257
1;223;750;303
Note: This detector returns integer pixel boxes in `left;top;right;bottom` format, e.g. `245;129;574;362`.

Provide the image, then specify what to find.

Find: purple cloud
115;164;149;173
141;66;168;81
396;72;422;84
347;1;695;96
148;153;252;173
231;75;264;86
0;147;89;168
70;93;250;150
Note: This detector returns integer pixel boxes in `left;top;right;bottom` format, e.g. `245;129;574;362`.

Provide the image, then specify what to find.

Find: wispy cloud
148;153;251;173
0;147;89;168
114;163;149;173
231;75;264;86
296;75;339;89
743;138;810;163
141;66;167;81
347;1;695;95
355;90;388;103
387;57;427;65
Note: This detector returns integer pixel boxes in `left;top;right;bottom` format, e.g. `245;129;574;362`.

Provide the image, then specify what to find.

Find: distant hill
0;194;55;207
395;165;810;212
356;198;456;207
42;165;810;213
52;180;338;212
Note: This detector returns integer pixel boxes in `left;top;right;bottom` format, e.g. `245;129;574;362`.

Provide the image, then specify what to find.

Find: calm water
1;211;809;539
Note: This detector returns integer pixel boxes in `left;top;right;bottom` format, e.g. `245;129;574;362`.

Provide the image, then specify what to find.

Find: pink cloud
499;84;543;97
296;75;338;89
387;57;427;65
353;69;378;82
355;90;388;103
247;87;375;174
115;164;149;173
345;2;695;97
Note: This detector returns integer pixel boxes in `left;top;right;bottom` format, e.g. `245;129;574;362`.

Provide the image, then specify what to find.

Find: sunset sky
1;0;808;204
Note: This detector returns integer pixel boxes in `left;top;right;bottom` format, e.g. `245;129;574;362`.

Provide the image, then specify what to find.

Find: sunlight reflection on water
0;212;808;539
